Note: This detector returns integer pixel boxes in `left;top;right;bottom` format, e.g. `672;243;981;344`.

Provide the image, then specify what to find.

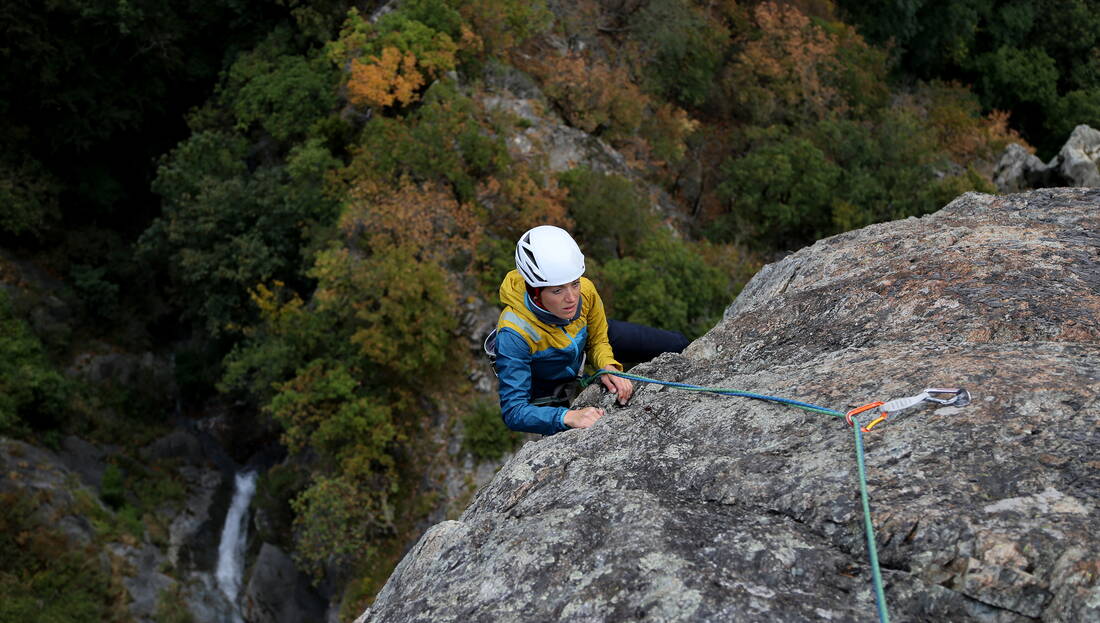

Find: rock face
242;543;328;623
357;188;1100;623
995;125;1100;191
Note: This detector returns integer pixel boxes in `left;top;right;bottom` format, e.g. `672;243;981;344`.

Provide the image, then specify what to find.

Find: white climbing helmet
514;225;585;287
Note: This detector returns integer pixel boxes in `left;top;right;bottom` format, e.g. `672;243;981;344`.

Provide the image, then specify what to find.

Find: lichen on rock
359;188;1100;622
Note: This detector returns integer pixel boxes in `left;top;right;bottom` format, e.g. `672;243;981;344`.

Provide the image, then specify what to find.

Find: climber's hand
564;406;606;429
599;367;633;405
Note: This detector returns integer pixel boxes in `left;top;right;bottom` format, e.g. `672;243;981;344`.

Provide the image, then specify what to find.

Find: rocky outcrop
475;62;682;216
995;125;1100;191
357;188;1100;622
243;543;329;623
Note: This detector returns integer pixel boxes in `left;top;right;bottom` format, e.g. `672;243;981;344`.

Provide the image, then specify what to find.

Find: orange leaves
725;2;888;124
517;44;696;172
476;168;570;240
347;47;424;109
330;7;459;111
521;51;645;136
731;2;841;121
341;176;481;269
910;81;1027;163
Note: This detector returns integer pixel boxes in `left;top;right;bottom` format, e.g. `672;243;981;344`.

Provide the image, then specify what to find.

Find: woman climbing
492;225;689;434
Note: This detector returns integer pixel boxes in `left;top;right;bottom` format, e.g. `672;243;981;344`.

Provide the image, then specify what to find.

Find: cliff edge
359;188;1100;622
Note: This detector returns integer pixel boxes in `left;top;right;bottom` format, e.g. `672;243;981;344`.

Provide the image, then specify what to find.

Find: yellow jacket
495;270;620;434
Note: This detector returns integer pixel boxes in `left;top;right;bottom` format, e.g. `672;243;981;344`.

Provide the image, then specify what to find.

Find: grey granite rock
359;188;1100;622
1055;125;1100;188
242;543;328;623
993;143;1050;193
995;125;1100;191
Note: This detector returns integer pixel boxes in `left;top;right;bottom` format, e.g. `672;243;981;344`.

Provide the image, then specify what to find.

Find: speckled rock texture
358;189;1100;623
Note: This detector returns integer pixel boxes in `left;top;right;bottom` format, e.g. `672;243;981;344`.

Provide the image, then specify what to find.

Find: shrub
0;492;121;623
558;167;655;262
462;398;522;461
100;464;126;509
69;264;120;323
629;0;729;108
0;155;61;239
595;229;729;338
290;474;394;578
0;290;72;436
223;36;340;142
456;0;552;56
716;128;841;249
350;80;510;202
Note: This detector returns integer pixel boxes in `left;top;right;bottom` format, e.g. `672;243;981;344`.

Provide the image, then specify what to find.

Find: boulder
357;188;1100;622
242;543;328;623
108;542;178;621
1055;125;1100;188
995;124;1100;191
993;143;1049;192
58;434;109;489
0;438;99;546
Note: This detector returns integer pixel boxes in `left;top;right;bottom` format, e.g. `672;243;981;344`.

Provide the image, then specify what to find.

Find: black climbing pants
607;319;690;366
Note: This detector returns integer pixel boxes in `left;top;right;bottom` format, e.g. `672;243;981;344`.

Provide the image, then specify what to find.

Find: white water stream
215;471;257;622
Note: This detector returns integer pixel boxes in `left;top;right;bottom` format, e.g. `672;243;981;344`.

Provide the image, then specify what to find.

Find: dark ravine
357;188;1100;622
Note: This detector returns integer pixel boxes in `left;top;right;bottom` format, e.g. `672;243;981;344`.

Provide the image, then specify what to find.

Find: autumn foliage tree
725;2;889;125
329;5;461;110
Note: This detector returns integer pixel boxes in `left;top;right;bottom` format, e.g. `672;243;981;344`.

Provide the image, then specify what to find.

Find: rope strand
583;369;891;623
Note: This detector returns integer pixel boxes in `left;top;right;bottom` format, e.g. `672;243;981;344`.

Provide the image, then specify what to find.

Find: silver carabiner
923;388;971;407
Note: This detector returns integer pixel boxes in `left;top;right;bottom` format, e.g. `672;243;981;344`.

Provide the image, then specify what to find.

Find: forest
2;0;1098;619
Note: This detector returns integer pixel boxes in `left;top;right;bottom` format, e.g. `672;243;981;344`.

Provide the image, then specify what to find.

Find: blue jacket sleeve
495;328;569;435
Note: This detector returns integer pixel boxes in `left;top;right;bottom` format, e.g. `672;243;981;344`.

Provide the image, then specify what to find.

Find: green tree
716;129;842;249
310;245;459;382
596;229;729;338
1047;88;1100;139
558;167;655;262
836;0;1100;154
139;130;340;335
222;34;340;143
0;290;72;436
628;0;730;108
972;46;1059;111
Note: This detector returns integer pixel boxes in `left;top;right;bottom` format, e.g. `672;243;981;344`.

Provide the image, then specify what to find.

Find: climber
491;225;689;435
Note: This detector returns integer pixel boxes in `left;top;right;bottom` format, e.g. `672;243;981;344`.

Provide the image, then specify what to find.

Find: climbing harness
581;369;971;623
485;327;587;403
482;329;499;377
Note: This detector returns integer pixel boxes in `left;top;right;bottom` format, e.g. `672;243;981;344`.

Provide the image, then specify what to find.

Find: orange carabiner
861;412;889;432
846;401;884;429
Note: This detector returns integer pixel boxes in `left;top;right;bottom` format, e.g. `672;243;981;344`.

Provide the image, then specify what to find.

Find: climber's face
541;279;581;320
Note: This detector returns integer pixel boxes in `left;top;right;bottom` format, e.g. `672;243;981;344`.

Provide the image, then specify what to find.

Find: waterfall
216;470;257;621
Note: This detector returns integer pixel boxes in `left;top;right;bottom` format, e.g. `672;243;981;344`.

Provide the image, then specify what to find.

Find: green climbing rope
583;369;891;623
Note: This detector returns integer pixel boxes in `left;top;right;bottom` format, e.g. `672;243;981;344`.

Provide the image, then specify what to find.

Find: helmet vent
522;246;543;281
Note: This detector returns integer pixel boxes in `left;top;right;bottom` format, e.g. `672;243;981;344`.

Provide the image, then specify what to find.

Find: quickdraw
847;388;971;432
